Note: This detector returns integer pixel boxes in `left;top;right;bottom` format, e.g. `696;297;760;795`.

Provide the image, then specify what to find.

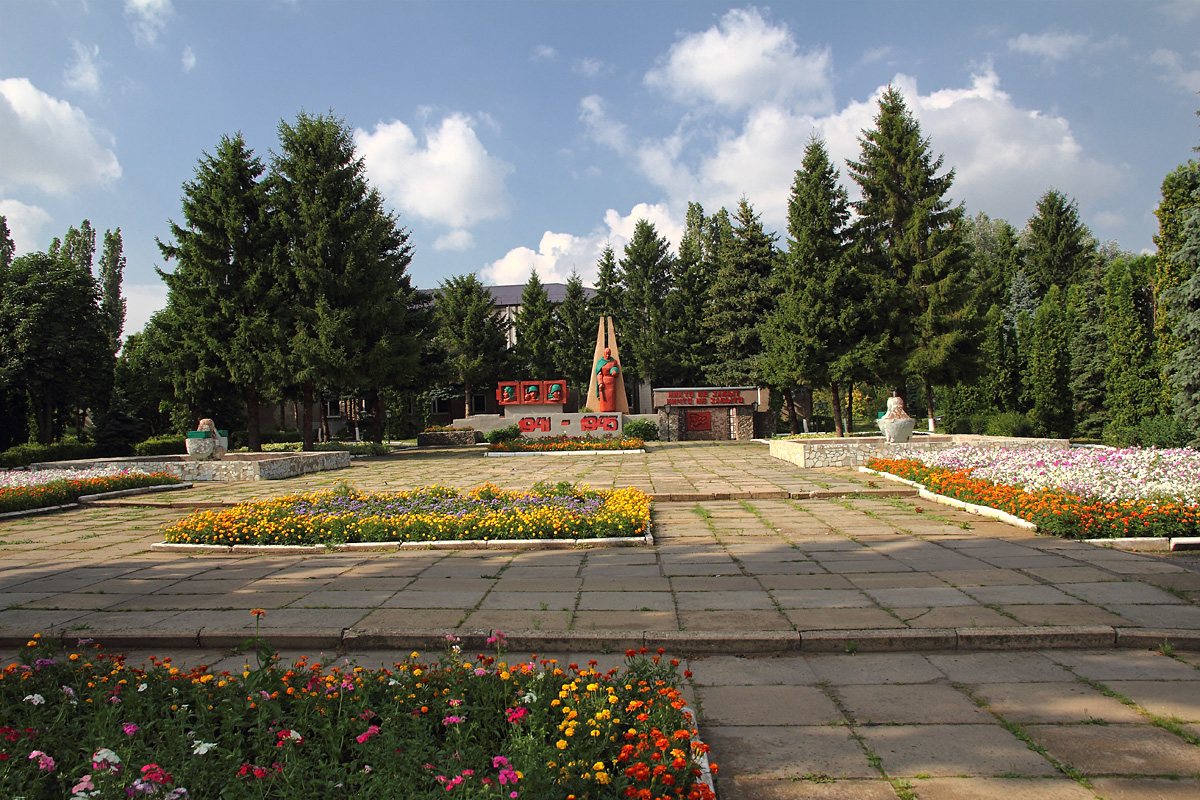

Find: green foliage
134;435;187;456
620;219;673;388
1067;277;1109;438
704;198;778;385
963;212;1020;310
977;304;1020;414
1023;189;1094;296
552;270;594;395
434;274;510;415
984;411;1034;438
662;202;716;386
1154;160;1200;408
0;437;98;469
1106;256;1162;427
514;268;557;379
1029;285;1073;438
1103;415;1189;448
483;424;522;444
1165;202;1200;444
590;244;623;324
621;417;660;441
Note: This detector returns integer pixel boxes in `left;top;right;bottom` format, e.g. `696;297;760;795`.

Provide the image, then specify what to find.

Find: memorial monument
586;316;629;414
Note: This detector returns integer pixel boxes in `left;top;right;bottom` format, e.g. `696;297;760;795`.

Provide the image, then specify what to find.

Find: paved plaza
2;442;1199;798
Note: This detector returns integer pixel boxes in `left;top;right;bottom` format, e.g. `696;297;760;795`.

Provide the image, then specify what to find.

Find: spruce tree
704;198;777;386
619;219;673;395
98;229;126;356
553;269;595;397
1029;285;1073;438
434;273;509;416
1152;160;1200;409
514;268;557;379
159;132;277;449
591;244;623;324
976;304;1020;414
1105;256;1162;428
662;202;715;386
1166;203;1200;444
847;86;970;419
1067;276;1109;438
963;212;1020;311
1023;190;1093;296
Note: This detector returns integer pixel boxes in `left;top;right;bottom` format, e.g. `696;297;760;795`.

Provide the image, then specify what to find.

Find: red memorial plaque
519;381;543;404
685;411;712;431
497;382;520;405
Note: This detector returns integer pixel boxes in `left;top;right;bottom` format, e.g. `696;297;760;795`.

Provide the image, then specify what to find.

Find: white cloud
1007;31;1090;63
579;94;628;153
355;112;513;229
643;6;833;114
482;202;683;287
125;0;172;46
574;58;606;78
1148;48;1200;94
64;41;101;94
181;45;196;73
0;198;52;255
629;67;1122;233
530;44;557;61
433;228;474;251
0;78;121;194
123;282;169;336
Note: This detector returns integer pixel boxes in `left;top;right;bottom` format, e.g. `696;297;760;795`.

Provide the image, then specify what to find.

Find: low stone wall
417;431;478;447
31;451;351;481
768;434;1071;469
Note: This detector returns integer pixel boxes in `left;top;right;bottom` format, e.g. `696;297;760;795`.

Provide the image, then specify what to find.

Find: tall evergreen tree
590;244;623;324
1105;256;1162;428
1023;189;1093;296
764;137;872;436
1166;202;1200;444
619;219;673;397
977;304;1020;414
0;217;20;448
514;268;557;379
434;273;509;416
270;112;417;449
553;269;595;398
1152;159;1200;409
1067;275;1109;438
662;202;715;386
159;132;277;450
1029;285;1073;438
963;212;1020;311
704;198;777;386
0;216;13;275
847;86;969;419
98;229;127;356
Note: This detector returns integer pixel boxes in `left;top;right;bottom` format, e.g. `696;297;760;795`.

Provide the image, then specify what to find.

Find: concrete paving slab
675;590;777;611
460;609;572;632
381;590;489;608
1088;777;1200;799
807;653;944;685
970;681;1145;723
687;655;821;686
1045;650;1200;681
713;777;900;800
909;777;1098;799
1067;581;1187;605
785;608;901;630
863;587;978;607
1002;604;1130;627
925;652;1072;683
576;591;674;611
679;610;795;630
353;608;465;629
964;585;1083;605
835;683;992;724
572;610;678;630
700;726;878;779
772;589;875;609
697;685;843;725
1107;604;1200;628
476;591;577;611
1103;681;1200;721
847;573;951;589
758;575;855;590
1026;724;1200;776
294;589;397;608
856;723;1057;777
892;607;1023;628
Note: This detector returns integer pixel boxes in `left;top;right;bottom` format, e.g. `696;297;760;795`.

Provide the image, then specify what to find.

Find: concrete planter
417;430;477;447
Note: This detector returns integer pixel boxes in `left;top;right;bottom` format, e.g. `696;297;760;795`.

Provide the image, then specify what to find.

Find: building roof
486;283;595;306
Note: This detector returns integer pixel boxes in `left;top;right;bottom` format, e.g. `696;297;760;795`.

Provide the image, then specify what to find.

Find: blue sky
2;1;1199;337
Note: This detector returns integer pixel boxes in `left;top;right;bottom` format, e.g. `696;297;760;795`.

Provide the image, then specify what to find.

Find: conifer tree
1152;160;1200;409
1166;203;1200;444
514;268;557;379
434;273;509;416
847;86;972;421
963;212;1020;311
1029;285;1073;438
620;219;673;396
1105;256;1162;428
553;269;594;397
1023;190;1093;296
977;304;1020;414
1067;275;1109;438
591;244;623;324
704;198;777;386
98;229;126;356
159;133;277;449
662;202;715;386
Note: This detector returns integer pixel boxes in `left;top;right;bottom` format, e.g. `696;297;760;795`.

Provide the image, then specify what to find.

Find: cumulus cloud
0;78;121;194
643;6;833;114
355;112;513;229
629;67;1121;232
1007;31;1090;63
482;202;683;286
0;198;52;255
1148;48;1200;94
125;0;172;46
64;41;101;93
579;94;629;153
530;44;557;61
181;45;196;73
433;228;475;251
574;58;607;78
123;282;169;336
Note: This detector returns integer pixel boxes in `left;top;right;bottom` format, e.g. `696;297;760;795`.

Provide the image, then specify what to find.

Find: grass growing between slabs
1;628;715;799
161;482;652;546
868;444;1200;538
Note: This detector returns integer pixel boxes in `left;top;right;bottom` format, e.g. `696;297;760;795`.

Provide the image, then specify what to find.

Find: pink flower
123;723;140;735
486;630;507;647
71;774;95;794
505;706;528;724
447;698;464;707
355;724;380;744
442;715;465;726
141;763;173;784
28;750;55;772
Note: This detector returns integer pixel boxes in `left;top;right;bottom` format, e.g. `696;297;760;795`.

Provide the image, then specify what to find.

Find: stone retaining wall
417;431;478;447
769;434;1071;468
31;451;351;481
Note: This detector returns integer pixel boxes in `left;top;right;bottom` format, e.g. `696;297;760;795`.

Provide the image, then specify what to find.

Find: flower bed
0;469;183;515
867;447;1200;539
1;631;715;799
161;483;651;546
488;435;644;453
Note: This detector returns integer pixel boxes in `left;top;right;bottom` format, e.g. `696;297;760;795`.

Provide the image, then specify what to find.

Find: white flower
24;694;44;705
137;683;148;693
191;741;217;755
520;691;537;704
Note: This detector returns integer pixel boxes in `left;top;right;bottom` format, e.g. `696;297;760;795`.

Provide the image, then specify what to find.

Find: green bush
622;417;660;441
984;411;1033;438
484;424;522;445
134;435;186;456
1102;415;1190;449
0;437;97;469
952;414;990;435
